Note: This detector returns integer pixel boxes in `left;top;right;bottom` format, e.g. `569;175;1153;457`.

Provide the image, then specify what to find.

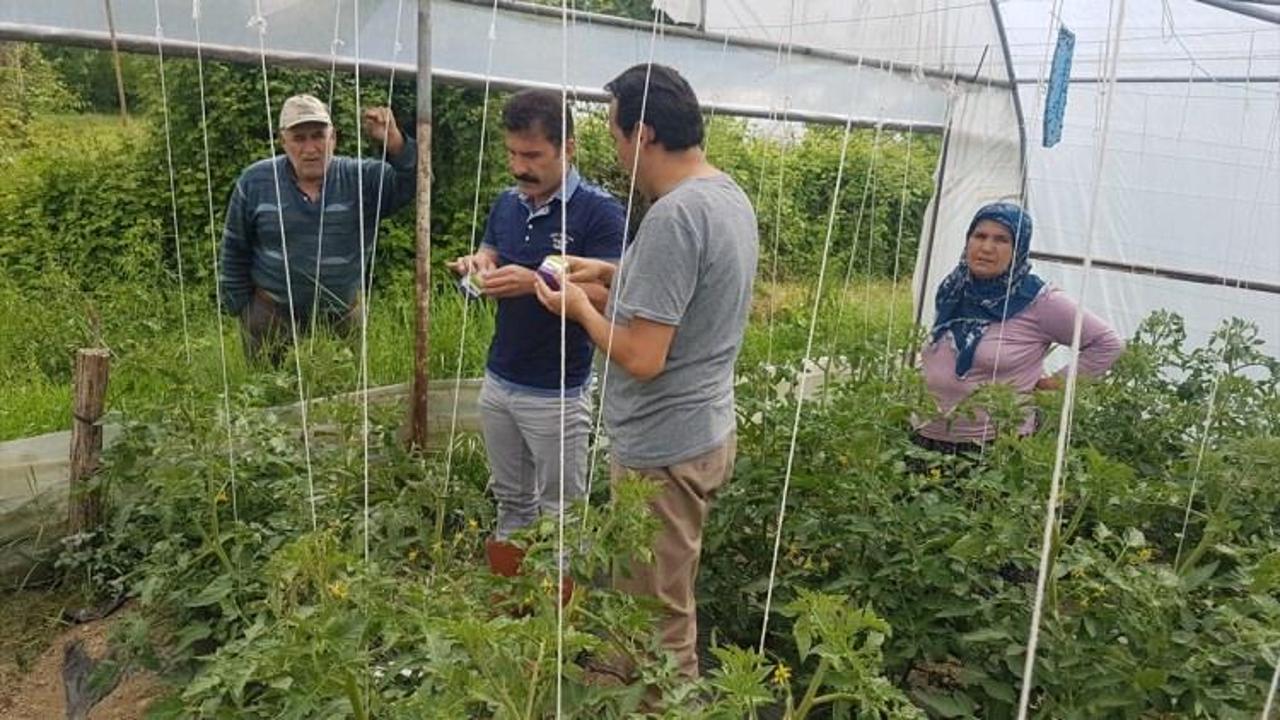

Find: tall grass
0;108;919;442
0;269;910;441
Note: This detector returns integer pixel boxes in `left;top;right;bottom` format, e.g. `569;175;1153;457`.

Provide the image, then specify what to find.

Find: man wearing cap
219;94;416;365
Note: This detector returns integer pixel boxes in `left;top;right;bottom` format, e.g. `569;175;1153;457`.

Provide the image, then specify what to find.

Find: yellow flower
407;547;420;562
772;663;792;687
467;518;480;532
541;577;556;593
327;580;349;600
215;489;228;504
930;467;942;479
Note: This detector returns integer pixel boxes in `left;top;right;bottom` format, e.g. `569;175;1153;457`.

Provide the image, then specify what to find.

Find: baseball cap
279;94;331;130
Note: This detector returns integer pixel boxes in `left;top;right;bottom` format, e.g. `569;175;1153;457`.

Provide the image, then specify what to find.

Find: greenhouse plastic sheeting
701;0;1013;84
913;0;1279;357
0;425;121;586
0;0;948;129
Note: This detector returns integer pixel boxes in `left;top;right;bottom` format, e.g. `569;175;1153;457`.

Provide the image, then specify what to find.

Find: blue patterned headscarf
931;202;1045;377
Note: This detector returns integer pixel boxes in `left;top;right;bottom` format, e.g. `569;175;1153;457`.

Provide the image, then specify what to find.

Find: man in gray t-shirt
603;173;756;467
535;64;758;681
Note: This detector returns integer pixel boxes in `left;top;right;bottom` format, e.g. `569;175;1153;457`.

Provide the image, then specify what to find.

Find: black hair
604;64;703;151
502;89;574;148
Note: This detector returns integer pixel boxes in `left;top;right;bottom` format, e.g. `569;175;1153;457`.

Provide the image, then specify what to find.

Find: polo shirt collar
517;166;581;213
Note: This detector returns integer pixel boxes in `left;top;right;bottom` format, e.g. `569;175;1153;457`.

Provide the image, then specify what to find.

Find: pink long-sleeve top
915;286;1125;444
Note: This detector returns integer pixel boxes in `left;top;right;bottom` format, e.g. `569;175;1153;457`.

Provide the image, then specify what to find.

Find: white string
763;0;799;369
821;121;882;385
1261;32;1280;720
1174;37;1280;570
350;1;373;714
440;0;500;512
351;0;374;568
860;123;887;363
882;122;916;380
556;0;568;715
699;33;733;156
1017;3;1127;717
152;0;192;364
578;10;663;536
192;0;239;520
758;90;860;654
758;1;869;644
975;0;1063;456
306;0;344;349
364;0;410;302
877;3;926;382
1264;654;1280;720
351;0;411;559
741;4;798;370
1173;380;1220;567
248;4;319;530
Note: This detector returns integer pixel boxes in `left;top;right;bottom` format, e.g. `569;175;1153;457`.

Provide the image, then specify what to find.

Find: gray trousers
479;375;593;540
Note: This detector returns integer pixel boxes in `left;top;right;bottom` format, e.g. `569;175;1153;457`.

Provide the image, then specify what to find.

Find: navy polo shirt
481;168;625;393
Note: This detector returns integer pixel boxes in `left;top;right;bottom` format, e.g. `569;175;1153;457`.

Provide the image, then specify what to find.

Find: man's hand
1035;375;1063;391
481;265;538;299
564;256;617;286
447;251;497;277
534;275;592;323
362;107;404;156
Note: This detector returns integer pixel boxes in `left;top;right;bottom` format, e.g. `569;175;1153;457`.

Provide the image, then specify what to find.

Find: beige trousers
610;434;736;679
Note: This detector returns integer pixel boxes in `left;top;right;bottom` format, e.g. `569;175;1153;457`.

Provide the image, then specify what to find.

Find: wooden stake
69;348;110;532
409;0;433;450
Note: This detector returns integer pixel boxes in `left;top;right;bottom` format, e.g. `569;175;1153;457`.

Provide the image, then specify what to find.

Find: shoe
485;537;525;577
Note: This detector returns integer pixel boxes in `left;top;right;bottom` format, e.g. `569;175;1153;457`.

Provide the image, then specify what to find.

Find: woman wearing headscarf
913;202;1125;454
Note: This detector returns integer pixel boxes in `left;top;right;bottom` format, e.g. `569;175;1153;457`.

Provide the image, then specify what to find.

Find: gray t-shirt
603;173;758;468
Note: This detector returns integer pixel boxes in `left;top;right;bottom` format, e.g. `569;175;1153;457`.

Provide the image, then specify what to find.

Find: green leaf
1133;668;1167;691
912;689;976;718
1180;560;1219;591
960;627;1010;644
173;622;213;655
1249;552;1280;593
184;574;233;608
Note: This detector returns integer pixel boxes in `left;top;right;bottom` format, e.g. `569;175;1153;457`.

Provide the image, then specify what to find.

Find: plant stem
792;656;830;720
525;639;546;720
343;670;369;720
1178;483;1235;575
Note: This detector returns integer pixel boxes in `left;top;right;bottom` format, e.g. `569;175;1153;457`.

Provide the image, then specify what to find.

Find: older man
219;93;416;365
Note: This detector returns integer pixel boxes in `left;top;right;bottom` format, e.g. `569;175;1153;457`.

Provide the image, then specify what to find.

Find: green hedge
1;46;937;292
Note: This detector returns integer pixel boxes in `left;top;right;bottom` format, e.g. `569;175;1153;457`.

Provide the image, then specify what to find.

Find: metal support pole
102;0;129;125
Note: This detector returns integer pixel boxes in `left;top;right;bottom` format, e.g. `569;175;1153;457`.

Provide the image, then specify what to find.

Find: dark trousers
909;432;984;457
905;431;985;478
239;288;359;367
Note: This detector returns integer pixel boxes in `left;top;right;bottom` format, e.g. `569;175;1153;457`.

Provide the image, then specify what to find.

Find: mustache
513;173;539;184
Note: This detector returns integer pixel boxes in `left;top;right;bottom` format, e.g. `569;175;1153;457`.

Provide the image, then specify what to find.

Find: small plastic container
537;255;567;291
458;273;484;300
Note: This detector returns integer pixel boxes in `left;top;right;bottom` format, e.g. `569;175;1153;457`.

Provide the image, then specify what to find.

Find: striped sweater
218;137;416;318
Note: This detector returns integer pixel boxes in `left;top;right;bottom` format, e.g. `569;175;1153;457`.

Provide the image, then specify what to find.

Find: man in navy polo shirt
448;90;625;590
